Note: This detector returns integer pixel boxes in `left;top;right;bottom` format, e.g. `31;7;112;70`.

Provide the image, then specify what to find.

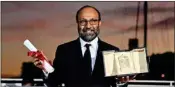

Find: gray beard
80;33;98;42
78;26;100;42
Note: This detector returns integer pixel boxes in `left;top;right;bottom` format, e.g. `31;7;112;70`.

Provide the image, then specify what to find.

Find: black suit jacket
46;38;119;87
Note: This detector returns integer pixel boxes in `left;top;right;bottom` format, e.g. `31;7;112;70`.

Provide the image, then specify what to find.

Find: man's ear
99;21;102;26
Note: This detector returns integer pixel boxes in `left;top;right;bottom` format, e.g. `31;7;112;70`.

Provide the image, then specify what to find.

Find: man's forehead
78;7;99;19
80;7;97;12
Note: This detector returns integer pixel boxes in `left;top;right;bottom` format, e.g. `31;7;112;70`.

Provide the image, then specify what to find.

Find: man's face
77;7;101;42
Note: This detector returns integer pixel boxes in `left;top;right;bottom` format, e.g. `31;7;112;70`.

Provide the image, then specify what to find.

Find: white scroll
24;39;54;73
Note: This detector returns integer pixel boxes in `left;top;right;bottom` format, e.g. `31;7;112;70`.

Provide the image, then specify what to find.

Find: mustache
82;28;95;32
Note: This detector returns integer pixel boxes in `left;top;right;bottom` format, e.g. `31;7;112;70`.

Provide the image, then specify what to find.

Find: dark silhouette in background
128;38;139;50
148;52;174;80
20;62;44;86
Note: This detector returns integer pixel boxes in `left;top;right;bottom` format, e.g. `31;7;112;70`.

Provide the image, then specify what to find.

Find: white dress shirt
80;37;98;71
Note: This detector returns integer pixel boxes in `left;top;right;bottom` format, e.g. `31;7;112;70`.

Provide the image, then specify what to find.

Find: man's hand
28;50;45;69
33;58;44;69
118;75;136;83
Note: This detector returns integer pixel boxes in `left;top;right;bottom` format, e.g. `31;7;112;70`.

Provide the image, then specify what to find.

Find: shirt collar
80;37;98;49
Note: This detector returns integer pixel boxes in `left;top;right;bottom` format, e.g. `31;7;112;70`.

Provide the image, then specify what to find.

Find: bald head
76;5;101;23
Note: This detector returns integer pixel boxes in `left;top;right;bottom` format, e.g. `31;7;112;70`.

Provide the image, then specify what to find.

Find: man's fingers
28;50;45;70
34;61;41;66
132;75;136;79
34;59;42;66
33;59;44;69
126;76;129;81
33;58;40;64
119;77;125;82
119;75;134;83
33;58;39;62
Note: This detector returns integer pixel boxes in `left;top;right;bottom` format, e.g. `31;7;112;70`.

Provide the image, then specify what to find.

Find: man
30;5;132;87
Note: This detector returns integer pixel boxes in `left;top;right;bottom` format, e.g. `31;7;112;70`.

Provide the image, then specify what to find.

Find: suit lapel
75;38;83;59
72;38;84;71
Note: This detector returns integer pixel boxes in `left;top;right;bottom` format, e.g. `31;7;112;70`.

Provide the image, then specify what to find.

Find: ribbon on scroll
24;39;54;73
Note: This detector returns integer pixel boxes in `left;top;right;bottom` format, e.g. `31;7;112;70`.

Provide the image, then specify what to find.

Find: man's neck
79;37;99;49
79;37;98;43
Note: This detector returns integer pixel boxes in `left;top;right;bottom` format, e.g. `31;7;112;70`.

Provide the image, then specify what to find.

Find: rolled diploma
23;39;54;73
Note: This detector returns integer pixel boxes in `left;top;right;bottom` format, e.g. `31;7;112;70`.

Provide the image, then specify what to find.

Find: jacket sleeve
45;46;64;87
